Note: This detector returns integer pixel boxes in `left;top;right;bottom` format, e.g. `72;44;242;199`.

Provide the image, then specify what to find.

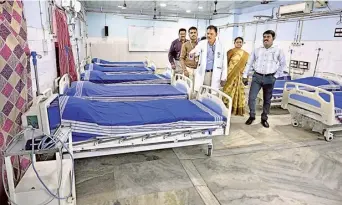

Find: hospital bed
257;72;342;107
281;82;342;142
58;73;193;101
92;57;149;67
80;67;172;84
84;63;156;74
56;85;232;159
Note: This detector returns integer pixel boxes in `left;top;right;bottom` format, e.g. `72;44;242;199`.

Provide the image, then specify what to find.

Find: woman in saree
223;37;249;116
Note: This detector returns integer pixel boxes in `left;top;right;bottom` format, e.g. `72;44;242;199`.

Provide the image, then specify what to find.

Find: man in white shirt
242;30;286;128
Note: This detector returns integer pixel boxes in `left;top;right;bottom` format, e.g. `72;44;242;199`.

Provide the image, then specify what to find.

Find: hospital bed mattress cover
92;58;145;66
60;96;226;142
65;81;187;100
81;70;170;84
85;64;155;73
272;77;341;96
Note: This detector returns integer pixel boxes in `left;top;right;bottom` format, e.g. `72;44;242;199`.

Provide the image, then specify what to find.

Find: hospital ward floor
73;107;342;205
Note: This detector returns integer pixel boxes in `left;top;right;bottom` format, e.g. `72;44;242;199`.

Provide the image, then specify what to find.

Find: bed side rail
173;74;193;98
58;74;70;95
197;85;232;135
281;82;336;125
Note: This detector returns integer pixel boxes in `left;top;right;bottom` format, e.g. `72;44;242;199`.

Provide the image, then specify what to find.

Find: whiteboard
128;26;177;52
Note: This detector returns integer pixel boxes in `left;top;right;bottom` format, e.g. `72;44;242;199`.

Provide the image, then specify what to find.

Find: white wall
213;2;342;78
86;12;209;68
23;1;87;95
211;15;236;53
23;0;57;94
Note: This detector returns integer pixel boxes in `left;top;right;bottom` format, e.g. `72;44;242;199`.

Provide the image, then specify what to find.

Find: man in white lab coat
189;25;228;93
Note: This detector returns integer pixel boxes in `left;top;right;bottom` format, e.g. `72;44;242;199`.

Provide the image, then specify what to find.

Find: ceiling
81;0;277;20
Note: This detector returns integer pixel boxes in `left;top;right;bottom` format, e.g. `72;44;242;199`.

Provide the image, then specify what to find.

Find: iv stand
313;47;322;77
31;51;42;96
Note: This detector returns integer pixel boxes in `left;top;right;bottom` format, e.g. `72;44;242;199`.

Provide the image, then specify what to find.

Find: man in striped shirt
242;30;287;128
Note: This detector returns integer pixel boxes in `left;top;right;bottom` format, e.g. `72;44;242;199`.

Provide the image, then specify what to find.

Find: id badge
188;53;194;60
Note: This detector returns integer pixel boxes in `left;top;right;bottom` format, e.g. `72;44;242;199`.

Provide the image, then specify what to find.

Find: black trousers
248;73;276;121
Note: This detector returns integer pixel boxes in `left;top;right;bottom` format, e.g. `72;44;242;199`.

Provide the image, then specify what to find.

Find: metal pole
31;51;41;96
75;38;81;74
65;46;69;77
313;48;322;77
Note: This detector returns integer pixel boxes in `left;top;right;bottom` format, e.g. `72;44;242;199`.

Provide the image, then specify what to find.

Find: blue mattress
81;70;170;84
60;96;226;142
272;77;341;96
85;63;155;73
65;81;187;101
92;58;145;67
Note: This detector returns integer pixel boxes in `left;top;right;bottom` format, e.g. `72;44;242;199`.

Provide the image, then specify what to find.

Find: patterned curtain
0;0;33;199
54;8;77;82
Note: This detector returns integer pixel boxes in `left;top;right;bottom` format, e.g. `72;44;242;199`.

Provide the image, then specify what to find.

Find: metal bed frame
281;82;342;141
257;72;342;107
58;86;232;159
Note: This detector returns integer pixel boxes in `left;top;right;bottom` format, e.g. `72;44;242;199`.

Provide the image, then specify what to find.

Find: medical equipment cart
3;127;76;205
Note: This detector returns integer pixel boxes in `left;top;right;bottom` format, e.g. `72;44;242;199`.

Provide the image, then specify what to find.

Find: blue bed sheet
272;77;341;96
65;81;186;100
60;97;225;142
92;58;145;66
81;70;170;84
85;63;154;73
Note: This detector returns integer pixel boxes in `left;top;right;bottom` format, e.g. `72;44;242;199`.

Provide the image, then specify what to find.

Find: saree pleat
223;48;249;116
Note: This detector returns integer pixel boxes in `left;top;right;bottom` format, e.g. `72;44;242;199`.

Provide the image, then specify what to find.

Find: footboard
173;74;193;98
58;74;70;95
281;82;336;126
197;85;232;135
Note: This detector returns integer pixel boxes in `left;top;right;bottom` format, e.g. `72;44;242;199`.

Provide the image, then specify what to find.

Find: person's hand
171;64;176;70
242;78;248;86
183;70;189;77
220;80;226;87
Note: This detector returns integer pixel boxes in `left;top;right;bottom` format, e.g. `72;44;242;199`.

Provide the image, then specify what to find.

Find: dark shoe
261;120;269;128
245;117;255;125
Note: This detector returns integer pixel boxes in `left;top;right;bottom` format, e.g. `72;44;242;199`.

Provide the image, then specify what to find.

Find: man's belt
206;69;213;72
255;72;275;77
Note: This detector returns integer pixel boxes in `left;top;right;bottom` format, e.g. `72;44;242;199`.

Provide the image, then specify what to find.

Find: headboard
58;74;70;95
316;72;342;84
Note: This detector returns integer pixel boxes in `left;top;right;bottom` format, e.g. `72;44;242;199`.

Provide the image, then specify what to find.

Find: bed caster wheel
324;131;334;142
292;119;299;127
207;144;213;156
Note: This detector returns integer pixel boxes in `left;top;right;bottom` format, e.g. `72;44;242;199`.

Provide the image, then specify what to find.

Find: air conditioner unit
278;2;314;17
